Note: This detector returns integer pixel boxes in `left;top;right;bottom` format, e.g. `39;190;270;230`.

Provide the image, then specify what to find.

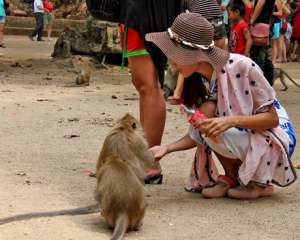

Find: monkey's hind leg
279;74;288;91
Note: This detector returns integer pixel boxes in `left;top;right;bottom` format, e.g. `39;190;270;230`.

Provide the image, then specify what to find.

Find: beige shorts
44;12;54;25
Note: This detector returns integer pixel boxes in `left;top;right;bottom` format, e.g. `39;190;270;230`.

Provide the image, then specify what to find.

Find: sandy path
0;36;300;240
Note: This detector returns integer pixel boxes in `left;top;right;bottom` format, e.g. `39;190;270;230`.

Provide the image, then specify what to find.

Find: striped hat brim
146;31;229;70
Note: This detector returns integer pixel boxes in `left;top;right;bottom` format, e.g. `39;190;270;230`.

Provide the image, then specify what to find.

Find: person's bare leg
128;55;166;174
171;73;184;103
214;38;226;50
282;37;287;62
278;35;287;62
47;24;52;41
0;24;4;45
215;153;241;182
272;39;279;63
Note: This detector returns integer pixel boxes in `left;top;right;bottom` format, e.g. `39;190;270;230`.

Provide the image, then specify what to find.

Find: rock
52;17;121;58
10;62;22;67
13;9;27;17
63;134;80;139
67;117;80;122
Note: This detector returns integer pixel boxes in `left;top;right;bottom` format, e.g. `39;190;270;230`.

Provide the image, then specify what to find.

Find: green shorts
44;12;54;25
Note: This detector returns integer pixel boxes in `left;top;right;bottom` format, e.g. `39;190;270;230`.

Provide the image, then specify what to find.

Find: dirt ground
0;35;300;240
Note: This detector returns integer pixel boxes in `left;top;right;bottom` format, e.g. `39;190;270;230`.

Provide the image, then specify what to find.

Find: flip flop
202;175;238;198
227;183;274;199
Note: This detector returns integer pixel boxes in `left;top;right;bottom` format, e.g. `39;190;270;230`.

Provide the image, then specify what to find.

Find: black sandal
0;43;6;48
144;174;163;184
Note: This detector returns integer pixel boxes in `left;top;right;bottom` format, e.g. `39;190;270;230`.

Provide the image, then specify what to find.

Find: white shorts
189;126;250;160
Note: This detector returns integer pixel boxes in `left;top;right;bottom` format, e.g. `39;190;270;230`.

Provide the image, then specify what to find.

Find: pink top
216;53;296;186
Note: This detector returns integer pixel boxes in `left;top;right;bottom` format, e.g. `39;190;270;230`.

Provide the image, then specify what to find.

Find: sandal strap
218;175;238;188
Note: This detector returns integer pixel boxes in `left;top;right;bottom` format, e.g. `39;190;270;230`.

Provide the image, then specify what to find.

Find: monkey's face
119;113;142;132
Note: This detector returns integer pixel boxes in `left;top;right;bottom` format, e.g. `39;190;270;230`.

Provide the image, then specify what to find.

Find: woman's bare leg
215;153;241;181
128;55;166;173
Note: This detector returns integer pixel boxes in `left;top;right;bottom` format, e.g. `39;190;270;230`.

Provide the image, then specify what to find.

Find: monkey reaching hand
95;113;155;240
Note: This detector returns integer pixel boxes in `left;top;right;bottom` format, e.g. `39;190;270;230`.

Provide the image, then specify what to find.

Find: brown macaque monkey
273;67;300;91
95;113;154;240
71;56;92;86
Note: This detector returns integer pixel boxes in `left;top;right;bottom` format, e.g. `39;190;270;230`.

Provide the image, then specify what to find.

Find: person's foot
227;183;274;199
28;35;34;41
202;175;238;198
0;43;6;48
167;96;182;105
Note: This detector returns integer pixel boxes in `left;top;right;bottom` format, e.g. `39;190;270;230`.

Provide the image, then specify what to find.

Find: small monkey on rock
95;113;154;240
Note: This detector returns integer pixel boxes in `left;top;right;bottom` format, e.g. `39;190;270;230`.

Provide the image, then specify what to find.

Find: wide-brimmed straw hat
145;12;229;70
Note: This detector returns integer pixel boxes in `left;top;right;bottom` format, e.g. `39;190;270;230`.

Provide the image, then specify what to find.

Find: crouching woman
147;12;297;199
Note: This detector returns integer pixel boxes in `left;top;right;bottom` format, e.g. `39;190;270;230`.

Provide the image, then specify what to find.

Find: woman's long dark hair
182;72;209;108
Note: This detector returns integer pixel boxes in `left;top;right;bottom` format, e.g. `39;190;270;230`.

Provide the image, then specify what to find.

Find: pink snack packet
181;105;219;143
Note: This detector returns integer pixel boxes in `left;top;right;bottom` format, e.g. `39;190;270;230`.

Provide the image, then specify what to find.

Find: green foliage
52;0;62;7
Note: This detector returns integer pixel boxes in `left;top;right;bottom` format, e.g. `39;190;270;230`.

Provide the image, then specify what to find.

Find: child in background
228;0;252;56
43;0;54;42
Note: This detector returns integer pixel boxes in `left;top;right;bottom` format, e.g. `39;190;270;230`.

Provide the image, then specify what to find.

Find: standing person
0;0;8;47
228;0;253;56
119;0;182;183
29;0;44;41
43;0;54;42
277;1;291;63
221;0;231;40
147;13;297;199
290;1;300;61
249;0;276;86
272;0;283;63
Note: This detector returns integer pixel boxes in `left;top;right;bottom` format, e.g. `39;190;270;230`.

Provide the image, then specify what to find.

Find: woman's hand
199;117;236;138
149;145;168;161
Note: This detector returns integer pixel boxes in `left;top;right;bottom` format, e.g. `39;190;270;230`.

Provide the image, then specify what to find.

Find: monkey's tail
283;70;300;88
111;213;128;240
0;204;99;225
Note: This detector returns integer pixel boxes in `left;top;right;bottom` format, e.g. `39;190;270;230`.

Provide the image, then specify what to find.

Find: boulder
52;17;121;58
12;9;28;17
